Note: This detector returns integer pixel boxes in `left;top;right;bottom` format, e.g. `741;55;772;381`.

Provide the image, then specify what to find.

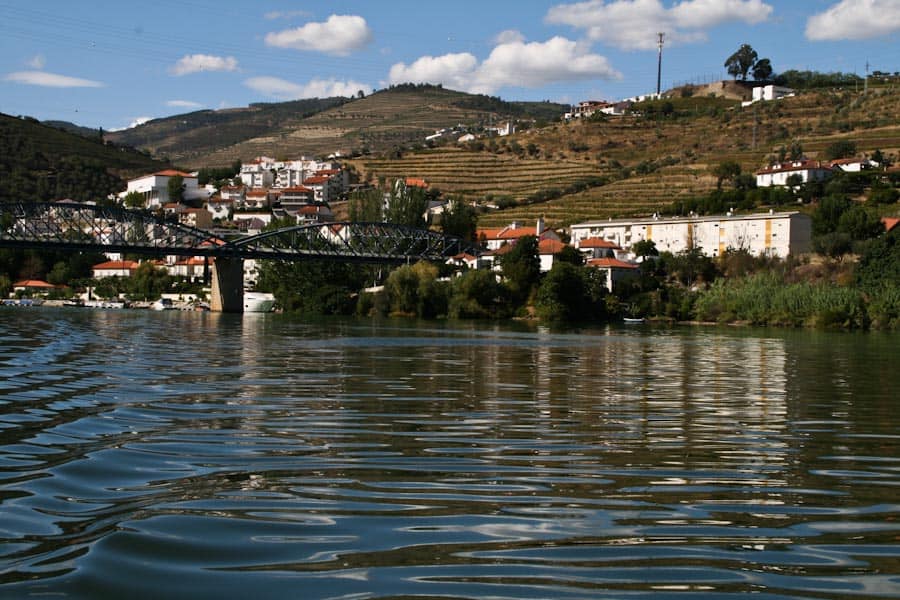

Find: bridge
0;201;480;312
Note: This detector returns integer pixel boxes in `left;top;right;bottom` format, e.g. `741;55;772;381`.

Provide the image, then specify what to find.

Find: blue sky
1;0;897;131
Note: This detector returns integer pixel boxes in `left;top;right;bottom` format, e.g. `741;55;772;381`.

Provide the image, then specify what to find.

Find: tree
632;240;659;259
724;44;758;81
500;236;540;305
385;180;429;228
440;199;477;241
824;140;858;160
752;58;773;81
348;187;383;222
167;175;184;204
448;269;509;319
123;191;144;208
712;161;742;190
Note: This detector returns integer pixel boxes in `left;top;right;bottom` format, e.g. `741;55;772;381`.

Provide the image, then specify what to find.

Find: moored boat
244;291;276;313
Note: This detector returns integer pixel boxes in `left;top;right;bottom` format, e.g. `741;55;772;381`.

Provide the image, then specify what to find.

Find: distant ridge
104;85;567;167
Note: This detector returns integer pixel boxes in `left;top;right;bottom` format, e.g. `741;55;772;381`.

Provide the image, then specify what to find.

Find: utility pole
656;32;665;97
865;60;870;95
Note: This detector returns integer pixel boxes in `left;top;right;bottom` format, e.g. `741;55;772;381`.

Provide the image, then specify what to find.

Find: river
1;308;898;599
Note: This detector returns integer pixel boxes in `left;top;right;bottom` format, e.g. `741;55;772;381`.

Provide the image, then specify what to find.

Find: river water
1;308;898;599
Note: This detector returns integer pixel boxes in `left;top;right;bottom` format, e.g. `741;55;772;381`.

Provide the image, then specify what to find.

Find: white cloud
26;54;45;69
546;0;773;50
265;15;372;56
4;70;104;88
494;29;526;45
388;53;480;92
806;0;900;41
170;54;238;76
388;37;620;95
166;100;203;109
244;76;372;100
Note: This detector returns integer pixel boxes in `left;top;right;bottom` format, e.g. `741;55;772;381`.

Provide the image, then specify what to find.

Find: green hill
104;85;567;168
0;112;169;204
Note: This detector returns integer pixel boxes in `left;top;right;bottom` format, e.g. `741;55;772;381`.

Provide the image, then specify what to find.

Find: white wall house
120;170;207;208
240;159;275;188
570;212;812;259
755;160;832;188
742;85;796;107
829;158;879;173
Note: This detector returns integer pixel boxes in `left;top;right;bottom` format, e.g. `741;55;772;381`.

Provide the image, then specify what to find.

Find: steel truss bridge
0;201;479;262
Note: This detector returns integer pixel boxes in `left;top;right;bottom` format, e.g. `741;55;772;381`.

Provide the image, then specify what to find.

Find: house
279;186;315;211
119;170;208;208
92;260;140;278
570;212;812;258
537;238;570;272
239;158;275;188
12;280;57;295
755;160;832;188
445;252;483;270
206;196;233;221
293;204;333;225
576;237;623;260
243;189;271;209
586;258;640;293
829;158;879;173
167;257;207;280
178;208;213;230
477;218;559;251
742;84;796;107
883;217;899;233
566;100;611;120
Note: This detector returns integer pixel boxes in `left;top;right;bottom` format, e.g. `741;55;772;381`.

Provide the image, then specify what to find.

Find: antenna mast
656;32;665;97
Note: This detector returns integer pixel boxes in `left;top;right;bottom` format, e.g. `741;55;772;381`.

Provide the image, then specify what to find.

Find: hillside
104;85;567;168
0;113;168;204
352;88;900;227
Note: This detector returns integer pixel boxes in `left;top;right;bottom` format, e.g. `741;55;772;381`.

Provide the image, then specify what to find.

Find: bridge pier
210;257;244;313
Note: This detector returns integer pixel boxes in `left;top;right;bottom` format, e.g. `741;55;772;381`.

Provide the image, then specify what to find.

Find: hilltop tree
724;44;772;82
751;58;773;81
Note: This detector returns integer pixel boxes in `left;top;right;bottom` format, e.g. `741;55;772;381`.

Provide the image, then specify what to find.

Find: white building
755;160;832;188
119;170;208;208
829;158;879;173
239;159;275;188
742;85;795;107
570;212;812;259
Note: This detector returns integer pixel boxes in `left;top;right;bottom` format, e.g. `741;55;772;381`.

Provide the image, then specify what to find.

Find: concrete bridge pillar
210;257;244;313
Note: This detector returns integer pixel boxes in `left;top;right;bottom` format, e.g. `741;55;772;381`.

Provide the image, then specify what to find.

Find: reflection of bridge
0;202;479;312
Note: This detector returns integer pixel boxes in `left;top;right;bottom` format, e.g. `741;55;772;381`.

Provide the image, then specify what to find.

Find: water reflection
1;309;898;599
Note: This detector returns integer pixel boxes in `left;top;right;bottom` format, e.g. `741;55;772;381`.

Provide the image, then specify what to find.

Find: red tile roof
93;260;140;270
587;258;638;269
154;169;195;178
579;237;621;249
303;176;330;185
755;160;830;175
282;186;313;194
405;177;429;189
13;279;56;288
538;238;568;254
883;217;900;233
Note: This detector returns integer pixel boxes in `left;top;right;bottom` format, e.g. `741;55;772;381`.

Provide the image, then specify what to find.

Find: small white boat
152;298;174;311
623;317;645;324
244;291;276;313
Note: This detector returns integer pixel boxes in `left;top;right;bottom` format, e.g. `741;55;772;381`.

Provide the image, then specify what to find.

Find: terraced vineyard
358;87;900;228
350;148;605;201
475;166;719;227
